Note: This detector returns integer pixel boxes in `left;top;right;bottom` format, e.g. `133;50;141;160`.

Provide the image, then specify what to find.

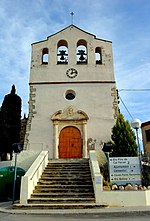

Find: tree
111;113;138;157
0;85;21;160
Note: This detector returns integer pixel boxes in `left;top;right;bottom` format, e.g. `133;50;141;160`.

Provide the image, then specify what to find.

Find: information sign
109;157;141;185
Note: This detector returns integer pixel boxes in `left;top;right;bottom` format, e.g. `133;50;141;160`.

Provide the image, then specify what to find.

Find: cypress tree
0;85;21;160
111;113;138;157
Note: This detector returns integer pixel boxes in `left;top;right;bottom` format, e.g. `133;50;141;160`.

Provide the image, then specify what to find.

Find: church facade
24;25;118;159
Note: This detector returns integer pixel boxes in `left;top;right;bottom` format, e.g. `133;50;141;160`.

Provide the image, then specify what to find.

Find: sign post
12;152;18;204
12;143;23;204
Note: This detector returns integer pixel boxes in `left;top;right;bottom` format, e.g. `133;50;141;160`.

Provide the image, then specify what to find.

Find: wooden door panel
59;126;82;158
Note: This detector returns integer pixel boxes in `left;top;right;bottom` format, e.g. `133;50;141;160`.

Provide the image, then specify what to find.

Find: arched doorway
59;126;82;158
51;106;89;159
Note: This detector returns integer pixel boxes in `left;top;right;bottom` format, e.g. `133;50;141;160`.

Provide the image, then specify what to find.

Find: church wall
25;25;118;158
26;82;116;158
30;27;114;83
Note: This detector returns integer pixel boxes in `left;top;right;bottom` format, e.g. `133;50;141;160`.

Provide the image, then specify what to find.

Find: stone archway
51;106;89;159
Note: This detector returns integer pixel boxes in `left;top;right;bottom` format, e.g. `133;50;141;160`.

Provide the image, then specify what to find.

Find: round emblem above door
66;68;78;78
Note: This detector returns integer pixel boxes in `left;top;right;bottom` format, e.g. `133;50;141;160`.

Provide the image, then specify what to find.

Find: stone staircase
30;159;95;209
14;158;107;209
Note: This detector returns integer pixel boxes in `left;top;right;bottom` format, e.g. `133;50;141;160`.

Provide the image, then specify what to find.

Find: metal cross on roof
70;12;74;24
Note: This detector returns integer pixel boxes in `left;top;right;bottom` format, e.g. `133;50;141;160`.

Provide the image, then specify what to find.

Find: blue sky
0;0;150;129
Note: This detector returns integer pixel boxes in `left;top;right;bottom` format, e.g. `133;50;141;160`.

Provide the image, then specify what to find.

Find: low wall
89;150;150;207
0;150;41;172
146;191;150;205
20;151;48;204
89;150;103;203
0;161;12;168
15;150;41;171
100;190;150;207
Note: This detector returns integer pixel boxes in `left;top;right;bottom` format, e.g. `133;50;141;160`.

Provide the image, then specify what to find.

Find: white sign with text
109;157;141;185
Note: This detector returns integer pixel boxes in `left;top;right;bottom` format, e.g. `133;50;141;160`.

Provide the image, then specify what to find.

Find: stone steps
37;180;93;185
28;197;95;204
45;167;90;171
35;184;93;188
31;192;94;198
42;171;91;176
29;159;95;207
13;203;106;210
40;177;92;181
34;187;93;193
14;158;105;209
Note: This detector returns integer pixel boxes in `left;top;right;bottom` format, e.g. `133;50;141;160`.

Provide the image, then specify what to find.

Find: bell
59;50;66;60
60;54;65;60
78;50;86;61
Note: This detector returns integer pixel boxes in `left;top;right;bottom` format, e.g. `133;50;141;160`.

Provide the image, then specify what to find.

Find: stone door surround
51;106;89;159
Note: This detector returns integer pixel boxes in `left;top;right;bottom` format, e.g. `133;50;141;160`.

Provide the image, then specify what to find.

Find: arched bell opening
57;39;68;64
42;48;49;64
95;47;102;64
76;39;87;64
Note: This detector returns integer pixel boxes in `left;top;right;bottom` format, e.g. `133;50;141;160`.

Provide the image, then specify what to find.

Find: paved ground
0;212;150;221
0;201;150;216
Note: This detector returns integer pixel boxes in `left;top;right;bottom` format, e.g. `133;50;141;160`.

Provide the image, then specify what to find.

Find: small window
146;129;150;142
65;90;76;100
57;40;68;64
76;39;87;64
95;47;102;64
42;48;49;64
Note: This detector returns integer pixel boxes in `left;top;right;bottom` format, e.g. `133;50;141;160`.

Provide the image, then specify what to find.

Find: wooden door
59;126;82;158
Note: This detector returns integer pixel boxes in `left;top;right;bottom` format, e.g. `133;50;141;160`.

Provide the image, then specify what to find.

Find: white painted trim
20;151;48;204
89;150;103;203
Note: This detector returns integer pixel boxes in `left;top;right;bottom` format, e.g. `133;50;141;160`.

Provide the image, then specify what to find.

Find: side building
141;121;150;154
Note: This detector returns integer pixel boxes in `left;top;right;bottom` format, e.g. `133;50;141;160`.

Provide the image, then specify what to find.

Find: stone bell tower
24;25;118;159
